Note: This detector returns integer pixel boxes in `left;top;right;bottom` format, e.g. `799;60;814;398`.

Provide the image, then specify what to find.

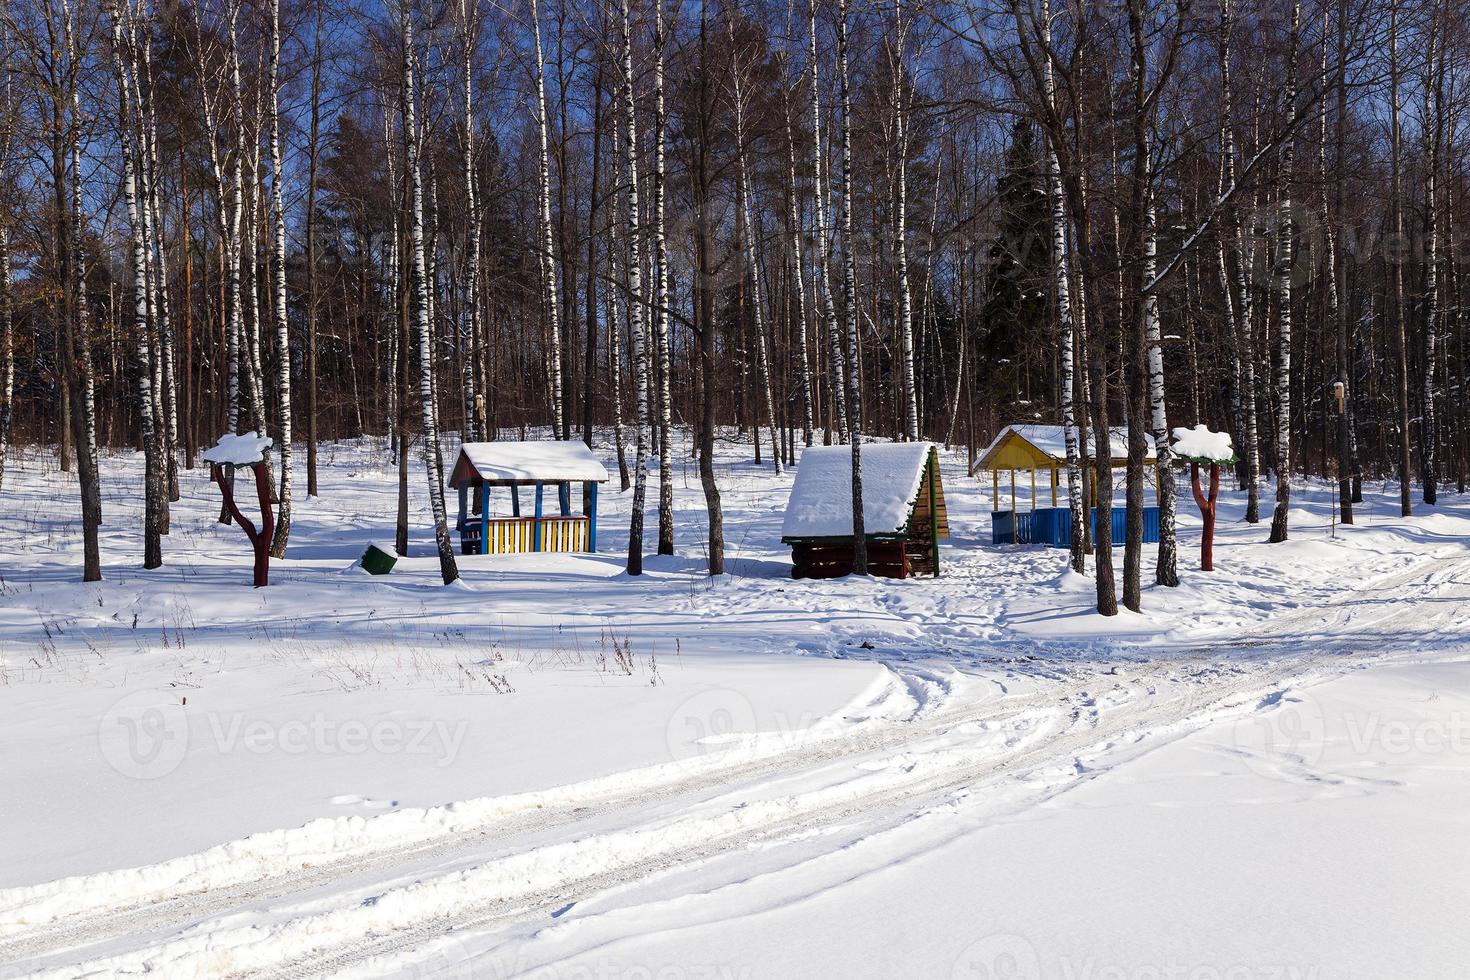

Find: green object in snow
361;543;398;575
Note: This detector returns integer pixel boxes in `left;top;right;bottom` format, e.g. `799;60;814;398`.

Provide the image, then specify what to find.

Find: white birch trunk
1217;0;1260;522
809;0;846;440
458;0;482;443
837;0;865;572
403;6;460;585
1141;195;1179;585
1040;0;1084;573
620;0;650;574
784;83;815;448
530;0;566;440
268;0;292;556
1268;0;1299;544
1421;17;1439;504
108;1;162;569
0;224;11;494
653;0;674;553
892;0;917;441
729;18;782;475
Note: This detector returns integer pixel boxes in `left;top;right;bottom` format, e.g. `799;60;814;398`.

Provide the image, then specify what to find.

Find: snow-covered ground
2;431;1468;978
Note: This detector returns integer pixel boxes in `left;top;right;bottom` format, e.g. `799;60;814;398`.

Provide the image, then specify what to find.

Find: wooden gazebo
975;425;1158;547
447;441;609;555
781;443;948;579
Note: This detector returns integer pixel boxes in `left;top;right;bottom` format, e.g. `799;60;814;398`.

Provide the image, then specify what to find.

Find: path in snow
6;546;1469;978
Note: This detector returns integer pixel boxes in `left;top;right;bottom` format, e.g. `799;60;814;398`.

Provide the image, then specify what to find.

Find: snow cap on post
1171;425;1236;465
203;432;274;468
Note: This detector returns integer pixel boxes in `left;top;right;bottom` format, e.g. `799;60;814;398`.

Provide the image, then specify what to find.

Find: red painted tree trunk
1190;461;1221;571
214;463;276;587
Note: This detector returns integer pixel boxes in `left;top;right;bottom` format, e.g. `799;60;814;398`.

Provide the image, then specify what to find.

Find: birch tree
458;0;482;444
782;66;815;449
267;0;293;557
653;0;675;553
1125;0;1180;588
1421;4;1440;506
890;0;917;441
402;1;459;585
1267;0;1300;544
107;0;162;569
730;14;782;475
621;0;651;575
1039;0;1084;574
530;0;566;440
810;0;846;440
1388;0;1412;518
0;211;8;493
837;0;865;573
66;2;101;578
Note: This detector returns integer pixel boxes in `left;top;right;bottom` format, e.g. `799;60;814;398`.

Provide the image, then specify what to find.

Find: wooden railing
458;516;590;555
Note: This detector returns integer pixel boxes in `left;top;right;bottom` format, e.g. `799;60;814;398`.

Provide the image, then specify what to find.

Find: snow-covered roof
977;424;1155;469
449;440;610;486
781;442;933;540
202;432;273;466
1171;424;1235;463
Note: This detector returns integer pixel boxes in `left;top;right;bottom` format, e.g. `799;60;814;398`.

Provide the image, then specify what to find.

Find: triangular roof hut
781;443;948;579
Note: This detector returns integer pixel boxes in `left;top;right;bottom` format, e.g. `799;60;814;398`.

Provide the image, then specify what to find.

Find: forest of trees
0;0;1465;613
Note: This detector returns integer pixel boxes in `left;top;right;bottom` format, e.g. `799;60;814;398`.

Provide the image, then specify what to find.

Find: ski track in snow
7;547;1469;979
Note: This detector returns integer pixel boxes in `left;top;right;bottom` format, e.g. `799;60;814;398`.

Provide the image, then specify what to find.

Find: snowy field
2;431;1470;978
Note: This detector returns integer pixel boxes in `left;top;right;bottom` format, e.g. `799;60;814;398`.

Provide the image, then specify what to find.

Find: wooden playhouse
447;440;609;555
781;443;948;579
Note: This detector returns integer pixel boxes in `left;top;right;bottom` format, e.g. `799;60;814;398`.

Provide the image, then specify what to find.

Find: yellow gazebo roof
974;425;1156;474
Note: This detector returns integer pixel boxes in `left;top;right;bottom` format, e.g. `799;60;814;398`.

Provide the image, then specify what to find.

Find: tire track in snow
11;549;1469;978
0;663;1057;972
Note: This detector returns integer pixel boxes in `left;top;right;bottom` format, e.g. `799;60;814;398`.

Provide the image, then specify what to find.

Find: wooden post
928;448;940;576
480;483;490;555
534;483;544;551
559;482;570;516
992;469;998;508
1191;461;1221;571
587;481;599;552
1030;467;1036;510
1010;469;1017;544
457;485;467;530
511;485;521;517
213;462;275;587
1051;468;1058;507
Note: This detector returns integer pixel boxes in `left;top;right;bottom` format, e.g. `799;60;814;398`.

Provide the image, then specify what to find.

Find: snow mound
1171;424;1234;463
202;432;273;466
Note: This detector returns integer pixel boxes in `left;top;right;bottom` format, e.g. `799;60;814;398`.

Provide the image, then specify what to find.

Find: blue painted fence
992;506;1159;547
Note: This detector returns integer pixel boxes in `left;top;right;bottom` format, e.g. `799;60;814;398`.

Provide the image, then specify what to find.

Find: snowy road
7;547;1469;979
